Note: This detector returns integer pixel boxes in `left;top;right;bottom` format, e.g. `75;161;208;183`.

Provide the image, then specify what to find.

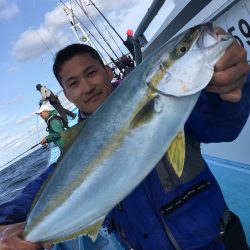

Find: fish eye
180;46;187;53
176;42;189;56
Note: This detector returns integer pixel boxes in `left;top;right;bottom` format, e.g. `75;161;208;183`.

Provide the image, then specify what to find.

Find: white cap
36;104;53;114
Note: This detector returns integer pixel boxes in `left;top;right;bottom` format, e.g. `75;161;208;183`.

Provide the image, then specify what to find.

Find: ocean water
0;145;124;250
0;151;249;247
0;146;50;205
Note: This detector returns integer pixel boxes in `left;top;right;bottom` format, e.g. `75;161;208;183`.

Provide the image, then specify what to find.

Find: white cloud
0;122;46;153
0;96;24;107
0;134;8;141
7;66;17;73
0;114;15;126
12;27;57;61
0;136;19;150
13;140;24;148
95;0;138;19
16;112;36;125
11;0;141;62
12;4;71;61
26;123;47;138
0;0;19;21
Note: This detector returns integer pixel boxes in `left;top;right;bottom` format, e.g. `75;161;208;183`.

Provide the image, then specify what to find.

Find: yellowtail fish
23;23;233;243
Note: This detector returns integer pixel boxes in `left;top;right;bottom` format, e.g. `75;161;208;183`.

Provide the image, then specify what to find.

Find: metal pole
133;0;166;65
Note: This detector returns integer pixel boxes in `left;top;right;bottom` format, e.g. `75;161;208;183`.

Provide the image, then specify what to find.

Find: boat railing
133;0;166;65
133;0;250;64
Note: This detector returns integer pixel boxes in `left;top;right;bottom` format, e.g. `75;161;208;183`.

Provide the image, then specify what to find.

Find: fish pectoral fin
130;95;160;129
61;121;85;152
80;218;104;241
166;130;185;177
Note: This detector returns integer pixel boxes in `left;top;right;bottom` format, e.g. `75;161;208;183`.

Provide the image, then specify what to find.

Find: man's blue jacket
0;75;249;250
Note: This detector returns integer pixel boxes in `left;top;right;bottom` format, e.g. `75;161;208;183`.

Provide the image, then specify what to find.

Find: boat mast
63;6;96;49
61;0;125;71
74;0;120;60
82;0;123;55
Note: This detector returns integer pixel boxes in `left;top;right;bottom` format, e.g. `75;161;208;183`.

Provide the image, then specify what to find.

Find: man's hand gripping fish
23;23;234;243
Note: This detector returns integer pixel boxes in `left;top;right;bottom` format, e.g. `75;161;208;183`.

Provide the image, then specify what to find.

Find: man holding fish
0;24;249;250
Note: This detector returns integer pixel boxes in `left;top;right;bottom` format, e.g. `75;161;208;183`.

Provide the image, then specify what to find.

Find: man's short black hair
53;44;104;87
36;84;42;90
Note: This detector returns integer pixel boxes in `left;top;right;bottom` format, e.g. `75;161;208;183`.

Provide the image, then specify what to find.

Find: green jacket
45;110;65;150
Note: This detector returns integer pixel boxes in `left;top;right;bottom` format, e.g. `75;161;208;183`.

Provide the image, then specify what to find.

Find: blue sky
1;0;174;167
0;0;249;168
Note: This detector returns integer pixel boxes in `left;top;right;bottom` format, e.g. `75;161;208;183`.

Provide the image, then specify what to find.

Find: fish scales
24;24;233;243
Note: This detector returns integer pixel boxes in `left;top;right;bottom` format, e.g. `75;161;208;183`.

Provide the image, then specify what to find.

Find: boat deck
204;155;250;244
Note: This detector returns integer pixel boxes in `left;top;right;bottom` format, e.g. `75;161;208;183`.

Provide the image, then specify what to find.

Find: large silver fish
23;23;233;243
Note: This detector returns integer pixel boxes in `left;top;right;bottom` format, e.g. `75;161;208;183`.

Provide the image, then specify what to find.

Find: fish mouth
197;22;233;49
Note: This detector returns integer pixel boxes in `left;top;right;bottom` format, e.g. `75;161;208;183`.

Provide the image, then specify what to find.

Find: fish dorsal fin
166;130;185;177
61;121;85;152
130;95;161;129
47;217;105;244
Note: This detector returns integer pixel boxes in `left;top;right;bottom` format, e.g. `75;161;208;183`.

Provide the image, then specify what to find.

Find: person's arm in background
40;86;51;102
38;86;51;106
185;29;250;143
43;119;64;145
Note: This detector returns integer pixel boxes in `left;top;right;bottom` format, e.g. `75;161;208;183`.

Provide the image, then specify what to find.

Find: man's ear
104;65;113;81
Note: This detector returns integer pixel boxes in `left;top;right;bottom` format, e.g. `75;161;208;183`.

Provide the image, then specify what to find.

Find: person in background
120;55;135;77
36;84;76;128
123;29;135;58
1;25;250;250
36;104;65;152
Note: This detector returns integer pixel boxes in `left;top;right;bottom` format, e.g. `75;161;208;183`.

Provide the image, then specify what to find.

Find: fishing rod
32;0;56;60
74;0;120;60
85;1;123;55
60;0;118;65
0;143;41;169
35;30;55;60
64;1;107;63
59;0;121;72
88;0;126;44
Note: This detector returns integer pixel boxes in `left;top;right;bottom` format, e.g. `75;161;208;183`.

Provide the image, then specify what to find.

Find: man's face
59;53;113;114
40;111;49;119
